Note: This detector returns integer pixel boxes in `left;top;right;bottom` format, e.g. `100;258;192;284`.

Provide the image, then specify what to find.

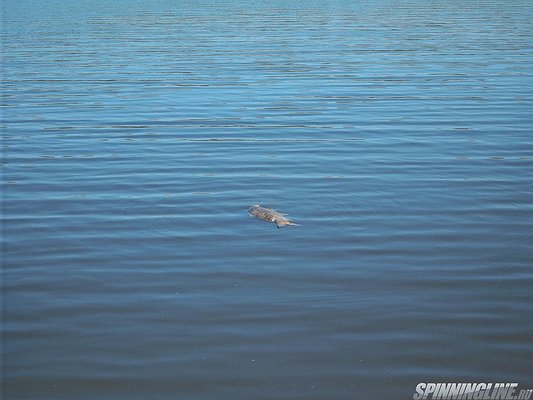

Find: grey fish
248;204;299;228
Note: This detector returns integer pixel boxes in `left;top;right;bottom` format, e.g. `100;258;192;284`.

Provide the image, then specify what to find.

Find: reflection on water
2;0;533;399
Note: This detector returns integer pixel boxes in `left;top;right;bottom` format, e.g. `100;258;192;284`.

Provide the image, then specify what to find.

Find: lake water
2;1;533;399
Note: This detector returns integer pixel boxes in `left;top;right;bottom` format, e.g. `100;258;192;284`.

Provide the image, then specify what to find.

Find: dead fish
248;204;299;228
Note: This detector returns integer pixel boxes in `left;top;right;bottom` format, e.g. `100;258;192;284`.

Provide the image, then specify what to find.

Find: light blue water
2;1;533;399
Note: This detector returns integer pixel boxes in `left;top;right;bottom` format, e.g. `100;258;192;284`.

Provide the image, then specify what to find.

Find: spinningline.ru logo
413;383;532;400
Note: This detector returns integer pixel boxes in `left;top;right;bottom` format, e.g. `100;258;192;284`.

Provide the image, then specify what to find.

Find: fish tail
277;220;299;228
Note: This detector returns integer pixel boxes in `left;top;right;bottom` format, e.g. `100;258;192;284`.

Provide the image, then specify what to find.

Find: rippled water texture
2;0;533;399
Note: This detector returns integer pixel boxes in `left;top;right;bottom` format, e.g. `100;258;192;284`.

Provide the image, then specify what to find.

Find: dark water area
2;0;533;399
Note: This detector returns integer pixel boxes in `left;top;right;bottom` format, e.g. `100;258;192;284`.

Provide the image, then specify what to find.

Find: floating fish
248;204;299;228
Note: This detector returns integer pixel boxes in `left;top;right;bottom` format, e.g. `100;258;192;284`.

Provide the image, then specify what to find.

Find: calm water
2;0;533;399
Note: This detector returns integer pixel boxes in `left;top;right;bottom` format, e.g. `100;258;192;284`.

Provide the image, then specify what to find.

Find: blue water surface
2;1;533;399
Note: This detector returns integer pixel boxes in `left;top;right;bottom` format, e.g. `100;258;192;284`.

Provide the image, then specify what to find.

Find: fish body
248;205;299;228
